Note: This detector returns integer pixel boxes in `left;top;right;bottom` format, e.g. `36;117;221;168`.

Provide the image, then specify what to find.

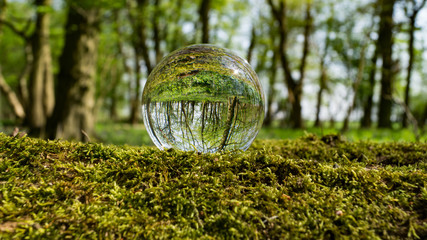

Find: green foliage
1;133;426;239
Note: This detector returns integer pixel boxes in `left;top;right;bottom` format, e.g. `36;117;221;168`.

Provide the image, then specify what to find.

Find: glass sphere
142;44;265;153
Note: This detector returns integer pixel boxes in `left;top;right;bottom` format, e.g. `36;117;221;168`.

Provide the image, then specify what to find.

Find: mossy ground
0;133;426;239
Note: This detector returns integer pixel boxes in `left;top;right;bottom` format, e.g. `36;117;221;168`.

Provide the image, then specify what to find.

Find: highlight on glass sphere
141;44;265;153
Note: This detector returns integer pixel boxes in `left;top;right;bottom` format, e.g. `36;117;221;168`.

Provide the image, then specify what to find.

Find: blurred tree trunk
169;0;183;51
129;51;142;124
127;0;152;124
263;46;278;127
0;0;27;121
46;4;100;141
0;0;26;121
27;0;54;137
268;0;312;128
0;0;4;24
377;0;396;128
199;0;210;43
421;104;427;133
0;68;25;120
134;0;152;74
113;10;131;122
109;65;120;121
402;0;426;127
314;18;332;128
246;25;256;64
360;44;378;128
152;0;163;64
342;39;368;133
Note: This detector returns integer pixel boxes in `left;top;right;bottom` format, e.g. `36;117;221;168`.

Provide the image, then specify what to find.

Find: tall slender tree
127;0;153;124
314;14;333;128
0;0;25;120
152;0;163;64
0;67;25;120
360;43;379;128
0;0;54;131
199;0;210;43
27;0;54;136
267;0;312;128
377;0;396;128
46;2;101;141
401;0;426;127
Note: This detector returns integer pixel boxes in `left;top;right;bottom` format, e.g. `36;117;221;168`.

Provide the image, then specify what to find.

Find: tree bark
342;39;368;133
152;0;163;64
127;0;153;124
113;10;132;123
27;0;54;137
129;48;142;124
360;44;379;128
377;0;396;128
136;0;153;74
46;4;100;141
267;0;311;129
199;0;210;43
264;47;278;127
314;16;332;128
314;56;327;127
246;25;256;64
108;65;120;121
402;0;426;127
0;67;25;120
169;0;183;51
0;0;28;121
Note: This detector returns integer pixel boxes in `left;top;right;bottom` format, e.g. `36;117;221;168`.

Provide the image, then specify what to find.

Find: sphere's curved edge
141;45;265;153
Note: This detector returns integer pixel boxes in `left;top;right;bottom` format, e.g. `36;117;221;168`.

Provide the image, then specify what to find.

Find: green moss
1;133;426;239
149;71;261;104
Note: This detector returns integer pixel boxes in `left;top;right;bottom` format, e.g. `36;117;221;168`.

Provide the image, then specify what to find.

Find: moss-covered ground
1;133;426;239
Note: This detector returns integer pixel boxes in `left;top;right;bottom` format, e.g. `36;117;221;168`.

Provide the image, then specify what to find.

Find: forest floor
1;132;426;239
94;122;427;146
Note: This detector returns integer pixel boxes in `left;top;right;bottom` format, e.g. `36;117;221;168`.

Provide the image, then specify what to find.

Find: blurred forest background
0;0;426;144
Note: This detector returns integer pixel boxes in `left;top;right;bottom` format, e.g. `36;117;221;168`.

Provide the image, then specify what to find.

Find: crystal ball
142;44;265;153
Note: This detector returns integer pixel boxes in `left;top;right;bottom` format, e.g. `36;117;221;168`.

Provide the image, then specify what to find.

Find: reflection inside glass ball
142;44;265;153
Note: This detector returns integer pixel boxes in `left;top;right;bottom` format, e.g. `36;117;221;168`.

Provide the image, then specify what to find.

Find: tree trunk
0;0;25;121
0;68;25;120
377;0;396;128
402;0;426;127
314;67;326;127
152;0;163;64
264;47;278;127
246;25;256;64
113;10;132;123
109;66;120;122
169;0;183;51
27;0;54;137
421;104;427;133
46;5;100;141
268;0;311;129
342;39;368;133
129;50;142;124
136;0;153;74
199;0;210;43
127;0;153;124
402;15;415;128
360;44;378;128
314;17;332;128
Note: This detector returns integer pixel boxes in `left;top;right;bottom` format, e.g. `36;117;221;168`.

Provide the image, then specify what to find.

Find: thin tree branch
0;19;30;40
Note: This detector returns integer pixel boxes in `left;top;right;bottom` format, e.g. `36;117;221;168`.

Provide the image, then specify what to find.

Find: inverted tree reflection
146;98;263;152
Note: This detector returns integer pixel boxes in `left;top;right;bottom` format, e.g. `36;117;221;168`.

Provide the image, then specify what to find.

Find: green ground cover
95;122;426;146
1;133;426;239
